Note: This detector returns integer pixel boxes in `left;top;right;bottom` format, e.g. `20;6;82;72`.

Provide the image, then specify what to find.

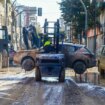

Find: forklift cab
0;26;9;68
0;26;8;52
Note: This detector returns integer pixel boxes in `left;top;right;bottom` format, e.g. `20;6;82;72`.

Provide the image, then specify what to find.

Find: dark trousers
44;45;55;53
23;37;29;50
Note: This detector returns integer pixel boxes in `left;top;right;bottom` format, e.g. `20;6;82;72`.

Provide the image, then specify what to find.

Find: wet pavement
0;67;105;105
78;83;105;103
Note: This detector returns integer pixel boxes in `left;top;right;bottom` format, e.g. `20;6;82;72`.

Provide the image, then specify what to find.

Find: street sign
38;8;42;16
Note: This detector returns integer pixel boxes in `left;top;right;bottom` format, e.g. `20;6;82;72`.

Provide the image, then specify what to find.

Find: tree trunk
0;49;8;69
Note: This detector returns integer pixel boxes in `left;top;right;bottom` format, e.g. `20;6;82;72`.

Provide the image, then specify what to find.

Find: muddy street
0;68;105;105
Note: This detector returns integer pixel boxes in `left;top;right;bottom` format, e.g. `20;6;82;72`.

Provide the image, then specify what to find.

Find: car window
59;44;76;52
59;44;82;52
66;45;75;52
76;47;90;54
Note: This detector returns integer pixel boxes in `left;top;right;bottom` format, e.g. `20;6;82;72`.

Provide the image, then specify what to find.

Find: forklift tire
35;67;41;81
59;69;65;82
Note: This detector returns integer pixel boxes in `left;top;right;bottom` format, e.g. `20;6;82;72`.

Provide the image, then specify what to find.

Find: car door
64;45;76;67
100;46;105;69
60;45;69;67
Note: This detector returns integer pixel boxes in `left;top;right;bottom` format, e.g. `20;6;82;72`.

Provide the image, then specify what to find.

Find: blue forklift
35;19;65;82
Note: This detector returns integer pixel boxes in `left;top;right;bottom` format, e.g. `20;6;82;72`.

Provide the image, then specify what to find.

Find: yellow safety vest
44;40;51;46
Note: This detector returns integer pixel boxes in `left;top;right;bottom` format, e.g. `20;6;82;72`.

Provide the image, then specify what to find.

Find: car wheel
73;61;86;74
59;68;65;82
21;57;35;71
35;67;41;81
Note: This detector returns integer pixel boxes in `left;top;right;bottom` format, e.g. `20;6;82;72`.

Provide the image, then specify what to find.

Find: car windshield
59;44;82;52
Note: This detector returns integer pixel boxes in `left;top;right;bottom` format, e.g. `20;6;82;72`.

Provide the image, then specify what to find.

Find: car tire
35;67;41;81
73;61;86;74
59;68;65;82
21;57;35;71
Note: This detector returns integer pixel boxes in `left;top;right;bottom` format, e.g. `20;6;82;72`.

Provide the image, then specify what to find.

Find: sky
16;0;61;26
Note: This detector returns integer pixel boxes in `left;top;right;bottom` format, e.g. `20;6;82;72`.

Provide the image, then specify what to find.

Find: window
0;30;5;39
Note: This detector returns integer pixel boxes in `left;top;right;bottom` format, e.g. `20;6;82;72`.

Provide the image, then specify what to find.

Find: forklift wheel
35;67;41;81
59;69;65;82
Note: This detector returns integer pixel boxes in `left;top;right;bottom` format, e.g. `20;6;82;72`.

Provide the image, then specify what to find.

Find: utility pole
93;0;97;55
56;19;60;53
80;0;88;46
104;11;105;45
20;13;22;49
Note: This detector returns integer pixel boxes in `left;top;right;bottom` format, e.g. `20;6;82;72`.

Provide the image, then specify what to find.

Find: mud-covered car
97;45;105;77
13;49;39;70
59;43;96;74
13;43;96;74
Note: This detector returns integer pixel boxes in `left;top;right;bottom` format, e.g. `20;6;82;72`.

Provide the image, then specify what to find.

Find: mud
0;68;105;105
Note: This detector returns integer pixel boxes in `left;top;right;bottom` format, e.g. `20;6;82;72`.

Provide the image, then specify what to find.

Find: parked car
97;45;105;77
59;43;96;74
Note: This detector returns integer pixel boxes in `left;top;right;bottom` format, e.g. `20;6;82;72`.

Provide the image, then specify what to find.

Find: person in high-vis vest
44;40;51;47
43;39;52;53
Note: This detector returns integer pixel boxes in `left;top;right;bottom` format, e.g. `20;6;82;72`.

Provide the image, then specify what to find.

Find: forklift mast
43;19;60;53
35;19;65;82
